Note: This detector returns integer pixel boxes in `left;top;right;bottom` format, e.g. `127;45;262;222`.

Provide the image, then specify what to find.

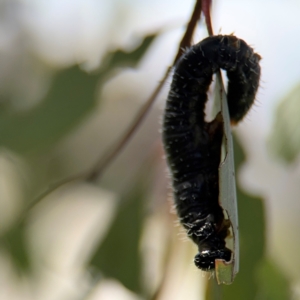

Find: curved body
162;35;261;270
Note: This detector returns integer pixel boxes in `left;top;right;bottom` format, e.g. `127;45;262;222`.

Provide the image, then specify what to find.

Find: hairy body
163;35;261;270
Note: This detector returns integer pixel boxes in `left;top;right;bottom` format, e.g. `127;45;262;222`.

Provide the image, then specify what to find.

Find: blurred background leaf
0;34;156;155
104;34;157;71
0;222;30;272
269;83;300;163
0;66;100;154
89;165;153;294
256;258;291;300
0;31;157;283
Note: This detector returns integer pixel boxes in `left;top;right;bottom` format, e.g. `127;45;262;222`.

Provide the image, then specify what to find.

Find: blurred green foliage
0;34;156;155
0;67;101;153
1;223;30;272
0;34;157;276
257;258;291;300
269;83;300;163
89;173;150;294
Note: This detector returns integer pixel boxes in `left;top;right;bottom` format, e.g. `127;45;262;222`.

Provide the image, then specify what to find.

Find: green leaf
0;66;100;154
207;124;292;299
221;136;266;299
206;136;266;299
256;258;291;300
89;179;147;293
105;34;156;71
215;74;239;284
269;83;300;162
1;223;30;272
0;34;157;154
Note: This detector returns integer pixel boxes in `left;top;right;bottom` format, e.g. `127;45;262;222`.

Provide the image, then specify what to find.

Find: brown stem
202;0;214;36
174;0;203;62
86;67;171;182
26;173;87;211
87;0;203;182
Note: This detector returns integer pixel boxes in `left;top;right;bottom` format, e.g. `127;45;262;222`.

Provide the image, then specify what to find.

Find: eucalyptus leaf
214;73;239;285
210;131;291;299
221;136;266;299
206;136;266;299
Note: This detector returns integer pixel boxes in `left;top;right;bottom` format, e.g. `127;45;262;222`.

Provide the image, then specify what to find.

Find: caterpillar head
194;248;232;271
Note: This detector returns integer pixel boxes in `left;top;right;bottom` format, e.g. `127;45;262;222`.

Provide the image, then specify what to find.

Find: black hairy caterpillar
162;35;261;271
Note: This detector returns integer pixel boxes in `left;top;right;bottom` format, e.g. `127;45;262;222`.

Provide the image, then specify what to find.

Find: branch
87;0;203;182
28;0;203;210
86;67;171;182
173;0;202;62
202;0;214;36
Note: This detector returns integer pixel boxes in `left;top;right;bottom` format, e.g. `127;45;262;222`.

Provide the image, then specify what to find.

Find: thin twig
26;173;87;211
86;68;171;182
87;0;203;182
202;0;214;36
173;0;202;62
29;0;203;211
